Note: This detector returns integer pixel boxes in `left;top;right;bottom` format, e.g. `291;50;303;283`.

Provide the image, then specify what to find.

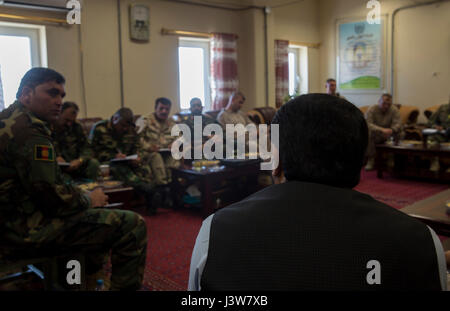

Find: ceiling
0;0;304;10
0;0;68;9
163;0;305;9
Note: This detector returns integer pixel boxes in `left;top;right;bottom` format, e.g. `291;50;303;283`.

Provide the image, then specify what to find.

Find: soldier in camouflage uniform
52;102;100;181
427;102;450;172
89;108;162;214
135;97;180;186
427;103;450;143
0;68;147;290
181;97;223;158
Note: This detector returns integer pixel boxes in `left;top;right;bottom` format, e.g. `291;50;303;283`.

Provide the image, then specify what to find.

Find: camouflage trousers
146;152;180;185
427;133;449;144
62;158;101;181
3;208;147;290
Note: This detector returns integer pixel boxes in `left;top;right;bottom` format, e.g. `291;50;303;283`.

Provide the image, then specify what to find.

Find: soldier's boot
162;185;174;209
365;157;375;171
430;157;440;172
146;189;162;215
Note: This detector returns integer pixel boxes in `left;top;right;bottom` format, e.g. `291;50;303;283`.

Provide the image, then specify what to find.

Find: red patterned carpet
139;170;449;291
356;170;449;209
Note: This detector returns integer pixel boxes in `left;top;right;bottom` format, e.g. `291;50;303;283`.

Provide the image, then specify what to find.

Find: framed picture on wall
336;16;387;92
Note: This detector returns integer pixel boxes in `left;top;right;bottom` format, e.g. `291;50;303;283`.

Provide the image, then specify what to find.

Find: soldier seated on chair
135;97;180;208
89;107;163;215
0;68;147;290
181;97;223;159
52;101;100;181
426;101;450;172
364;93;403;171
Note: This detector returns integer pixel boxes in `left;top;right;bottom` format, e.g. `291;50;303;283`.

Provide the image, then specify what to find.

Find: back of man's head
272;94;368;188
16;67;65;99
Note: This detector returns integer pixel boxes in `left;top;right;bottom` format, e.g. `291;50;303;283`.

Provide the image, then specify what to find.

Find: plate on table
100;181;123;189
400;140;422;147
192;160;220;168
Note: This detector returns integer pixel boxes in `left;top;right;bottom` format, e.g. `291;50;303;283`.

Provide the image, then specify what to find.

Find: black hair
113;107;134;124
155;97;172;110
231;91;246;102
16;67;65;99
381;93;392;99
62;101;79;113
272;94;368;188
326;78;336;84
190;97;202;106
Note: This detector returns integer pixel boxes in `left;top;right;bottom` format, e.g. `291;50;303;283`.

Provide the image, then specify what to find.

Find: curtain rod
0;13;67;25
289;40;321;49
161;28;212;38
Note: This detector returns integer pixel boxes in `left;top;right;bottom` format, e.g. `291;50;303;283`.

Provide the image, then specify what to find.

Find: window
288;46;308;96
0;21;47;109
178;38;211;111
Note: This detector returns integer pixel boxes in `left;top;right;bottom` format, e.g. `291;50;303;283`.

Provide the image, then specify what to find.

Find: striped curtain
0;65;4;110
210;33;239;110
275;40;289;108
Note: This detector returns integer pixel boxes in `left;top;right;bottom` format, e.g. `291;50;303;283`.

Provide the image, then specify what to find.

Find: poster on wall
337;18;385;91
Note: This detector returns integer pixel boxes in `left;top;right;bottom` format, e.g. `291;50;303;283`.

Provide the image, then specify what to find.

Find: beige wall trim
289;40;320;49
0;13;67;25
161;28;212;38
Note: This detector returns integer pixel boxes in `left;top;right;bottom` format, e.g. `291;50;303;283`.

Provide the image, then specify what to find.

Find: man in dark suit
189;94;447;291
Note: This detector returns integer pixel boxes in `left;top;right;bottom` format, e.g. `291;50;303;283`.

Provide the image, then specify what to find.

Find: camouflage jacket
52;121;93;162
136;113;177;155
427;103;450;129
89;119;140;163
0;101;90;242
181;114;222;144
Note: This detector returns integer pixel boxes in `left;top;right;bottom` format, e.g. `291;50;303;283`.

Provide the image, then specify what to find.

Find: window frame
288;47;300;96
178;37;211;111
0;21;47;108
288;45;308;96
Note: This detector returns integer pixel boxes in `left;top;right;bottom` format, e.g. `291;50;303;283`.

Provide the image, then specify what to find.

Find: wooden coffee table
400;189;450;236
171;161;263;218
375;142;450;181
103;185;134;209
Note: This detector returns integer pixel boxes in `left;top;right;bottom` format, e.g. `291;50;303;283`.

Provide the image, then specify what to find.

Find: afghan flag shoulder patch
34;145;55;162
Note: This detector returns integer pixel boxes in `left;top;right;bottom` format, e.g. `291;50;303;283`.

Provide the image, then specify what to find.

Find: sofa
424;104;442;121
359;104;419;125
79;107;278;136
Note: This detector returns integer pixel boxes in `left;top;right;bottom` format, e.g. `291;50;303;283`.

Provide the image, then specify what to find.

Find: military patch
34;145;55;161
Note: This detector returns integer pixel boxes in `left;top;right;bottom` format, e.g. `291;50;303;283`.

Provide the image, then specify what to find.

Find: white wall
319;0;450;123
